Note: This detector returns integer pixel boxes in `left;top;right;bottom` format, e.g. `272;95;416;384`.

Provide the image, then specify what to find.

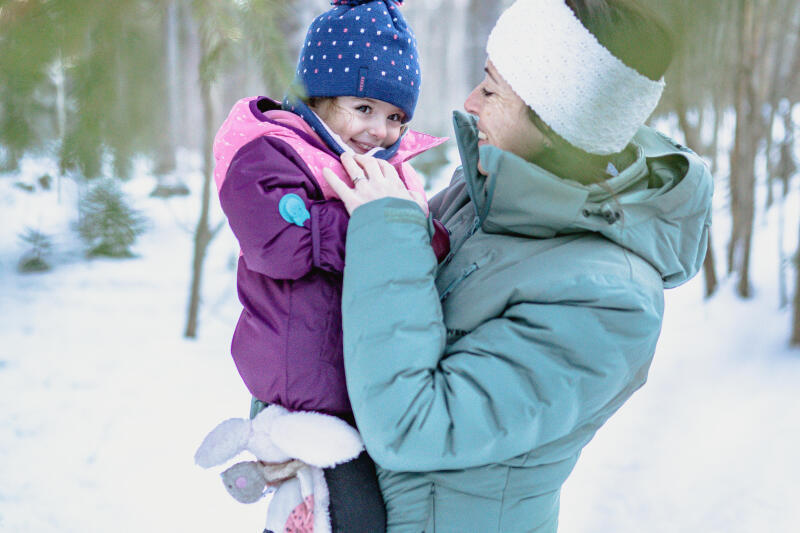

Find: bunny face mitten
195;404;364;504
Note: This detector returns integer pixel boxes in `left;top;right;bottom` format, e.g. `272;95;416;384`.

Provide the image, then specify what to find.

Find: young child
211;1;448;531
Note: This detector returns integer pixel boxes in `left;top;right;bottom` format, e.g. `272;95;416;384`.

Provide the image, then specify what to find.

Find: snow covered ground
1;152;798;533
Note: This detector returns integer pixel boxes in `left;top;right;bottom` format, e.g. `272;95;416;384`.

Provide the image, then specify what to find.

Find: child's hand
323;153;421;215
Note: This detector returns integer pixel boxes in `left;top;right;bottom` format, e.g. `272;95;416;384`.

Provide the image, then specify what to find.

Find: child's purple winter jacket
214;96;449;416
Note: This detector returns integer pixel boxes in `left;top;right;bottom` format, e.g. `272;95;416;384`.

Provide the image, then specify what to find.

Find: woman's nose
464;86;481;115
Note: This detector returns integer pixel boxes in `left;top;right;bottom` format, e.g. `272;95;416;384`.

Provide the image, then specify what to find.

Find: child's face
315;97;406;154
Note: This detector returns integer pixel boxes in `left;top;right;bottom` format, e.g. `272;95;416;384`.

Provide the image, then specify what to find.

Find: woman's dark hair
530;0;674;183
528;108;629;185
566;0;674;81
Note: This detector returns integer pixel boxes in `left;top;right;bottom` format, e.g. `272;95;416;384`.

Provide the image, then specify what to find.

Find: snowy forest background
2;0;799;532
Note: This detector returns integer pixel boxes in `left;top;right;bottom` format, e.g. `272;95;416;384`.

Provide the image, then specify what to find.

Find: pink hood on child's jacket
214;96;447;199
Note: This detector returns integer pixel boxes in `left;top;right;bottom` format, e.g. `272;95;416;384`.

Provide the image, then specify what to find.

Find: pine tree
17;227;53;273
76;179;146;258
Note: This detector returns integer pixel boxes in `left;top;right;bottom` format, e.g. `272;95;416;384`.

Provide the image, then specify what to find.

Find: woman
323;0;713;531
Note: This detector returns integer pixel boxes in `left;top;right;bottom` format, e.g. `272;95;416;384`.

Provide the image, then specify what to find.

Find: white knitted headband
486;0;665;155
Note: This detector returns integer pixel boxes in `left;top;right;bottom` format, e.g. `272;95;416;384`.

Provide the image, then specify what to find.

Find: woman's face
464;61;548;172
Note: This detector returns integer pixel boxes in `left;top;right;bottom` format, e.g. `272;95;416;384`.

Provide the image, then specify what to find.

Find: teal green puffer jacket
341;112;713;532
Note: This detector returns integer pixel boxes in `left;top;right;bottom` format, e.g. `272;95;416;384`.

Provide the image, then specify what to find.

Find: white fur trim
486;0;665;155
308;466;332;533
196;405;364;470
271;411;364;468
248;406;293;463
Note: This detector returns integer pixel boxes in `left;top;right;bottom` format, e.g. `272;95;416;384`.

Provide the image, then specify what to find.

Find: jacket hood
214;96;446;193
452;111;713;288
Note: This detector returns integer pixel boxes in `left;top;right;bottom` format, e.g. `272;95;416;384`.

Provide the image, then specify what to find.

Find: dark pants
324;450;387;533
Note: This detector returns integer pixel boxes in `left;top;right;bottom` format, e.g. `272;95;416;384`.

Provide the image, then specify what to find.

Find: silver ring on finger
351;173;367;186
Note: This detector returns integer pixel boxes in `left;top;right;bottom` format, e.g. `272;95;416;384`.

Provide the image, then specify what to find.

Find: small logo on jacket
446;328;468;342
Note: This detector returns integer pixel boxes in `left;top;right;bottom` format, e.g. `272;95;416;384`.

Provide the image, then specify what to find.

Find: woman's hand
323;153;427;215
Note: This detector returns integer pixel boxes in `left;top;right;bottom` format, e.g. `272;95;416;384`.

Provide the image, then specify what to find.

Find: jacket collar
453;111;608;237
254;96;446;164
451;110;714;288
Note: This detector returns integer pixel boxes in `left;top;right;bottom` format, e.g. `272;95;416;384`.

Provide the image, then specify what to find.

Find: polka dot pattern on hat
292;0;420;121
333;0;403;5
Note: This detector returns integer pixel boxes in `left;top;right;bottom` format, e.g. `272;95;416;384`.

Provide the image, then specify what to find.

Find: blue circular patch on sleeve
278;193;310;227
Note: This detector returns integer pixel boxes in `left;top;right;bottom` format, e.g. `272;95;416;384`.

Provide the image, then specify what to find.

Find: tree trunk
779;109;796;197
152;0;184;194
762;0;797;209
703;235;719;298
54;52;66;203
675;96;703;155
467;0;504;87
790;219;800;345
778;190;788;307
184;72;216;338
675;97;718;297
727;1;743;276
729;0;759;297
709;100;722;176
705;104;721;299
764;110;776;209
774;105;796;308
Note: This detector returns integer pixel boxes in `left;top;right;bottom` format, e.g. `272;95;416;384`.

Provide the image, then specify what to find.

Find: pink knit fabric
213;97;446;201
284;495;315;533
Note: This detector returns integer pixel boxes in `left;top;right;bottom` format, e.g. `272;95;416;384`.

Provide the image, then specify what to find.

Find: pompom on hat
291;0;420;122
486;0;666;155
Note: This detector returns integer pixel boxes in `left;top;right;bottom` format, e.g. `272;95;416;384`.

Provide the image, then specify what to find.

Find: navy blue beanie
291;0;421;122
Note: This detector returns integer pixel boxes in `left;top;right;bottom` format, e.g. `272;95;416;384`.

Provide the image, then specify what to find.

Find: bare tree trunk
184;68;216;338
467;0;504;87
774;105;796;308
764;110;776;209
729;0;759;297
153;0;188;196
790;221;800;345
778;191;788;307
675;97;718;297
779;10;800;197
709;100;722;176
789;101;800;339
676;99;703;153
703;237;719;298
54;52;66;203
705;104;721;299
762;0;797;209
779;110;797;196
727;0;748;276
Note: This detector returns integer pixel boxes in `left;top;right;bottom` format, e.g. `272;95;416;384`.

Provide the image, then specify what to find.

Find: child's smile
316;96;406;154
